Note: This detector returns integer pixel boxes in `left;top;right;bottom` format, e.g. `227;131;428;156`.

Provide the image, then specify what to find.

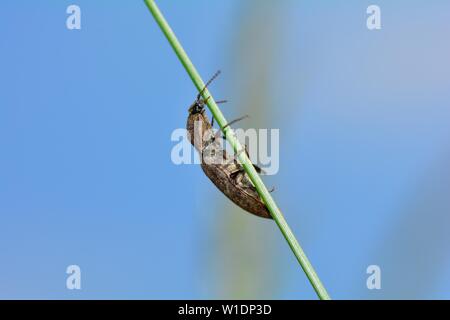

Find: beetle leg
223;115;249;130
242;144;262;174
230;148;261;175
230;147;246;165
211;100;227;127
252;164;264;174
213;115;249;141
230;168;245;182
253;164;268;174
229;143;264;174
229;169;241;180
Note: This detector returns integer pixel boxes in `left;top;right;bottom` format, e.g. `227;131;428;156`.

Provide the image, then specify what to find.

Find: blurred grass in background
203;1;284;299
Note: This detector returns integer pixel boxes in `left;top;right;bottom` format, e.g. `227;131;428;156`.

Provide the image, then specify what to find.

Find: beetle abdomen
201;163;272;219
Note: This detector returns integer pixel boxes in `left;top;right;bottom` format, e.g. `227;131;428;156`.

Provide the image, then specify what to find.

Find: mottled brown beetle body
186;73;271;219
200;162;271;218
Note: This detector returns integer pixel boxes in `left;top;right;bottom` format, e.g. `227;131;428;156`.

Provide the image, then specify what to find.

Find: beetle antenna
197;70;221;99
222;115;249;130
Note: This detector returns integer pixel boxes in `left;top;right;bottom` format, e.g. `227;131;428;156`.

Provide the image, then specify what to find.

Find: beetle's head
188;95;208;114
188;70;221;114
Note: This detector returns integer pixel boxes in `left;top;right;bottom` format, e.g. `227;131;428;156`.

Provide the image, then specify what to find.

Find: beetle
186;71;272;219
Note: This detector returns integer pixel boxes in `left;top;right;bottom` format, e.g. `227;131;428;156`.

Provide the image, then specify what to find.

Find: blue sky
1;1;449;299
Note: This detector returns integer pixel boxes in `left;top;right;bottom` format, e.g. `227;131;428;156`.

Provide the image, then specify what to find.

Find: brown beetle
186;71;272;219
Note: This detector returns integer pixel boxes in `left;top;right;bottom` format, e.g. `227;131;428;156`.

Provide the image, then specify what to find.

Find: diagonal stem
143;0;330;300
